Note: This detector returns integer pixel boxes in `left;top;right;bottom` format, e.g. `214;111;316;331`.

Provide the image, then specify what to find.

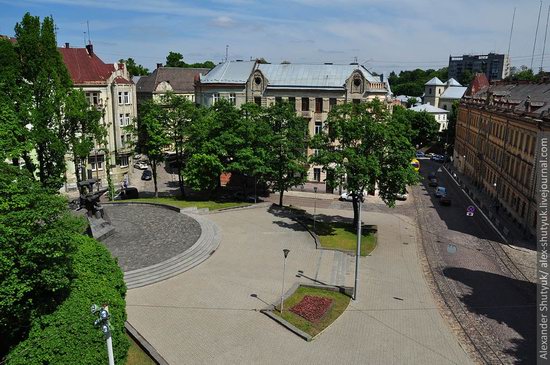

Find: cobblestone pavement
413;159;536;364
126;205;471;365
102;204;201;271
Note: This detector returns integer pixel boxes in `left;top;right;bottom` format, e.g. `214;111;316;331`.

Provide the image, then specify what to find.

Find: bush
6;235;129;365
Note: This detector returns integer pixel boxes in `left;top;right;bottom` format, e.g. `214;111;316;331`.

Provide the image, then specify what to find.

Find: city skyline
0;1;548;75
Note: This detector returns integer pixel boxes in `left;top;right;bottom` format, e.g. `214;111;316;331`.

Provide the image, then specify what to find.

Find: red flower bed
289;295;334;322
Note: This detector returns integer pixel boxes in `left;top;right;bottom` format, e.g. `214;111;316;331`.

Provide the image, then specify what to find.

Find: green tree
393;106;439;147
134;100;170;197
458;69;474;86
264;102;309;206
0;163;85;354
63;88;102;189
15;13;73;189
118;57;149;76
165;51;186;67
183;153;224;193
389;67;448;97
312;100;418;226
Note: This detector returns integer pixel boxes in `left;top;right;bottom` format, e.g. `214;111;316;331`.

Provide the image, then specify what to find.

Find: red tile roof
58;47;115;85
0;35;16;44
114;76;132;84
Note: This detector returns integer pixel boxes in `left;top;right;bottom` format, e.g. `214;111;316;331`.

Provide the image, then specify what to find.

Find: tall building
448;53;511;82
195;61;391;191
454;81;550;236
59;43;137;190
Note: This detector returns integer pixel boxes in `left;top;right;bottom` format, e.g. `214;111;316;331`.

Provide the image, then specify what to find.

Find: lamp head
283;249;290;258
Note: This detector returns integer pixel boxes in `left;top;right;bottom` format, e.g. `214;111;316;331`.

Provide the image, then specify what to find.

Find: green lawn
307;220;377;256
126;335;155;365
117;196;251;211
273;286;351;337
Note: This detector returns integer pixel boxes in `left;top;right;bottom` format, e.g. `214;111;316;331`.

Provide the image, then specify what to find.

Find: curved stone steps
124;213;220;289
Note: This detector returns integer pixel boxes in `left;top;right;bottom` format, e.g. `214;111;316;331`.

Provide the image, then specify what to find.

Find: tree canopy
165;51;215;69
392;105;439;148
388;67;448;96
118;57;149;76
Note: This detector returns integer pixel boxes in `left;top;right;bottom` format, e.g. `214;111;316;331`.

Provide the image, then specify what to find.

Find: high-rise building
448;53;511;82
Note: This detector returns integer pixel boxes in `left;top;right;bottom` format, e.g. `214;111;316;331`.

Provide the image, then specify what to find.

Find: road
413;159;536;364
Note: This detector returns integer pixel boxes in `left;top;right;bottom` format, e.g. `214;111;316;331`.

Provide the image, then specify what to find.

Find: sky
1;0;549;76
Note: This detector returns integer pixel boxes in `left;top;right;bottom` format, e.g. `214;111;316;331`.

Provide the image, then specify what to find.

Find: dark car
416;151;425;158
115;187;139;200
428;178;438;187
428;172;436;180
440;195;452;206
141;170;152;181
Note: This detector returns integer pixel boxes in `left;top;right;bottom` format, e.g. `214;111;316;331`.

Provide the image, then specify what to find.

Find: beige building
454;81;550;236
59;43;137;190
423;77;466;110
136;65;210;104
409;103;449;132
196;61;390;191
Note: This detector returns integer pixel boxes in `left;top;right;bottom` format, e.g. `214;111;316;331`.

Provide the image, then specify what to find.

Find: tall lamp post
280;249;290;315
313;186;318;233
91;304;115;365
353;195;362;301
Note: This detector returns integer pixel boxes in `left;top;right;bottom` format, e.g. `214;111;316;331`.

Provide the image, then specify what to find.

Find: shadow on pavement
443;267;536;364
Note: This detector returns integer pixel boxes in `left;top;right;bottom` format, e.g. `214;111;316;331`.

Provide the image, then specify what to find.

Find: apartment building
448;53;511;82
59;43;137;190
454;81;550;235
195;60;390;190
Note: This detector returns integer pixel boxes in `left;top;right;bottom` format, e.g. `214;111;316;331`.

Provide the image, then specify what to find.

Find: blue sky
0;0;548;75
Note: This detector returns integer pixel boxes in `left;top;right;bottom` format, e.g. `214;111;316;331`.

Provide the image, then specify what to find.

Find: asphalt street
414;159;536;364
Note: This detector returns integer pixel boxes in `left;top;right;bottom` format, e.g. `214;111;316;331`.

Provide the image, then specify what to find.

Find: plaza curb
125;321;169;365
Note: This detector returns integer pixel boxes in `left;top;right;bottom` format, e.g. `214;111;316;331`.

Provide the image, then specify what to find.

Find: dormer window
255;76;262;85
353;78;361;87
429;88;432;95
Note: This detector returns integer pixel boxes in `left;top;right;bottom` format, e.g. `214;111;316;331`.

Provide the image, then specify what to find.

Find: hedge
6;235;129;365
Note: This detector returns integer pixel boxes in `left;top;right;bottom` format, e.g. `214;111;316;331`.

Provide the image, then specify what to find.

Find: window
289;97;296;108
125;113;131;126
313;168;321;182
315;98;323;113
429;88;432;95
86;92;99;106
329;98;337;111
118;92;123;104
213;93;220;104
121;134;125;146
275;97;282;105
119;155;129;167
313;149;320;157
353;99;360;104
314;121;322;135
124;91;131;104
89;155;104;171
228;93;236;105
254;96;262;106
301;97;309;111
119;113;124;126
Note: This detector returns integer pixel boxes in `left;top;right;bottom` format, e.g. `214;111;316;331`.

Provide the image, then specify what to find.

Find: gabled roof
446;78;462;87
137;67;211;93
409;103;449;113
441;86;467;99
200;61;256;84
0;35;16;44
59;47;116;84
257;63;381;88
469;82;550;116
425;77;445;86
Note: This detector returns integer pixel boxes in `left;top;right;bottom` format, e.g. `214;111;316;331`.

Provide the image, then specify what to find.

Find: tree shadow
443;267;536;364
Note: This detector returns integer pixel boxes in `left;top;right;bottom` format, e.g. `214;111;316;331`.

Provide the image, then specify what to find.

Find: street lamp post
353;196;362;301
313;186;318;233
280;249;290;315
91;304;115;365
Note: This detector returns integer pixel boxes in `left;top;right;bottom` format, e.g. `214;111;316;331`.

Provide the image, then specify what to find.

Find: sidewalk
445;163;534;249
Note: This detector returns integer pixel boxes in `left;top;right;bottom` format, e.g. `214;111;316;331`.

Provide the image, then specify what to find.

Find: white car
133;161;148;170
395;191;408;200
339;191;367;202
435;186;447;198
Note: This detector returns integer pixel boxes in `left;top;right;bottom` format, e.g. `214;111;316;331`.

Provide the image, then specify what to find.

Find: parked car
431;154;445;162
141;169;152;181
114;187;139;200
439;195;452;205
415;151;425;158
339;191;366;202
428;172;437;180
428;178;438;187
134;161;148;170
435;186;447;198
395;190;408;201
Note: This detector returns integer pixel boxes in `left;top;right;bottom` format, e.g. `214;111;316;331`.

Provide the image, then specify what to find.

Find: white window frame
118;92;123;105
314;121;322;135
119;155;129;167
313;168;321;182
119;113;124;126
229;93;236;105
123;91;131;104
90;156;104;171
124;113;131;126
213;93;220;104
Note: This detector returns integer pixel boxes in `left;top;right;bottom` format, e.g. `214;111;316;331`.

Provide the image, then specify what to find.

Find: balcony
300;110;312;118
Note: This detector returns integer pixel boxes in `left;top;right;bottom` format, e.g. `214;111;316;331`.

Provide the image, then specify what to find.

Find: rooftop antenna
507;7;516;56
83;31;87;46
225;45;229;62
354;56;358;63
87;20;91;44
531;1;543;71
541;4;550;73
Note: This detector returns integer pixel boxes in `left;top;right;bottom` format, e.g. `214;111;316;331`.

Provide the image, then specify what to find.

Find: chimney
156;63;163;69
524;95;532;113
65;42;69;48
85;43;93;56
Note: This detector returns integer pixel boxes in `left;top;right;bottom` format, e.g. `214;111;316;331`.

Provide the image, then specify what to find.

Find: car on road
431;154;445;162
141;169;152;181
416;151;425;158
395;190;408;200
134;161;148;170
114;186;139;200
339;191;366;202
435;186;447;198
428;178;438;187
439;195;452;205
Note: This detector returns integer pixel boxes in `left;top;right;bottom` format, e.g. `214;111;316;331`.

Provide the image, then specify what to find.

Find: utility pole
541;4;550;73
353;196;362;300
531;1;543;71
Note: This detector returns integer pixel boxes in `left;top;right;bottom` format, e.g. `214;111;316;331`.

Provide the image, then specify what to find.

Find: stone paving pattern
102;204;201;271
126;205;472;365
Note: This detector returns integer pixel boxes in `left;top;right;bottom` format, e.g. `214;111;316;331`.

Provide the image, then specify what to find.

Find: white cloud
211;15;236;28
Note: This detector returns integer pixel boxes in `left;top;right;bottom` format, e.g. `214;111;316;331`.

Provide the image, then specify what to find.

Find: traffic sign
437;168;442;173
466;205;475;216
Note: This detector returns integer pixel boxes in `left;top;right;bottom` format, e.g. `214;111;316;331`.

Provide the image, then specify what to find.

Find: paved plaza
125;204;472;365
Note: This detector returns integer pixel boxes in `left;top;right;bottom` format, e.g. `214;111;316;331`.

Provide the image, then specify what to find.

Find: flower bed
290;295;334;322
